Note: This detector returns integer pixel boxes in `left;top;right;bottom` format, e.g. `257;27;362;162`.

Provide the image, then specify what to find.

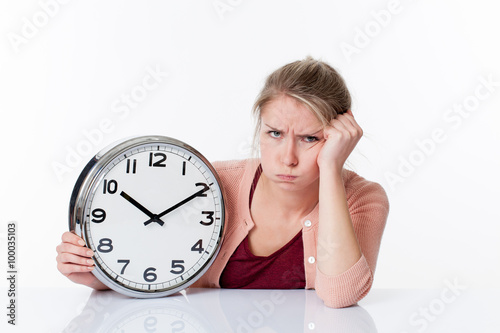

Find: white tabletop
2;287;499;332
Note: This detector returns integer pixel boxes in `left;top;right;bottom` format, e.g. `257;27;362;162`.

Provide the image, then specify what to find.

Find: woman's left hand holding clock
56;231;109;290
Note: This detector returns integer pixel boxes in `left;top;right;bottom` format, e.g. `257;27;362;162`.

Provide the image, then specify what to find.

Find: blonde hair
251;56;352;154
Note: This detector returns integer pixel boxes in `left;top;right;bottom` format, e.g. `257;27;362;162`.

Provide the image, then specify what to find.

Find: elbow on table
320;280;372;309
315;262;374;309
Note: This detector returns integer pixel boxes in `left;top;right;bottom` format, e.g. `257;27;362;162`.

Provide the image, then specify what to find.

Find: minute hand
143;183;210;226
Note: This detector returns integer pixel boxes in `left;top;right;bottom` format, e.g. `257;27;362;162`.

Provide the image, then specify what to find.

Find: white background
0;0;499;294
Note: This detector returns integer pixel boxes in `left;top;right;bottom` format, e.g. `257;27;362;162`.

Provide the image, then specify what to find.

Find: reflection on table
62;288;377;333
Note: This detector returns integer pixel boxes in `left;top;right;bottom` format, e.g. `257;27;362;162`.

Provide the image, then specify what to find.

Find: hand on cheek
317;110;363;172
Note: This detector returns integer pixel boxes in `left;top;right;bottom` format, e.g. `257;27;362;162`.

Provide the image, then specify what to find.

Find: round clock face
70;136;225;298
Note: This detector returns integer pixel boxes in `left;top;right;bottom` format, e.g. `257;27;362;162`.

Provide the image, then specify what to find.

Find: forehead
261;95;322;131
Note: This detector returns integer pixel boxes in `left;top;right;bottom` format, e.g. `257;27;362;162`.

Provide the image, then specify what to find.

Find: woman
56;56;389;308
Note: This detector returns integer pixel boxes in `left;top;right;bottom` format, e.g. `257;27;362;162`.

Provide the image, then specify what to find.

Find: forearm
317;167;361;276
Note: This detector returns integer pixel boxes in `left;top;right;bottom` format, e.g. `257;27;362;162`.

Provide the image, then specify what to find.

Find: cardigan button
308;256;315;264
304;220;312;227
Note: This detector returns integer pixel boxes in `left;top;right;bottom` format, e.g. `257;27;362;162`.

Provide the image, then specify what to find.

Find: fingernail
87;259;94;265
87;250;94;256
87;266;94;271
78;239;86;246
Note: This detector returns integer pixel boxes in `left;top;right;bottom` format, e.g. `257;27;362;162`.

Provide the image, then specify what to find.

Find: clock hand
120;191;165;226
143;183;210;226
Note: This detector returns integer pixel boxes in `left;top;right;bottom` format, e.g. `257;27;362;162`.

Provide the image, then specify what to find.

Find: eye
304;136;319;143
268;130;281;138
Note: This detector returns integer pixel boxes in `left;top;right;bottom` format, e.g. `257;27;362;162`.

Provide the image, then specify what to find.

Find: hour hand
120;191;164;226
143;183;210;226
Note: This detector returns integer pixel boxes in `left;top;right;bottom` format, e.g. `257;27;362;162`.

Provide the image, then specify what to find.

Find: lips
277;174;297;181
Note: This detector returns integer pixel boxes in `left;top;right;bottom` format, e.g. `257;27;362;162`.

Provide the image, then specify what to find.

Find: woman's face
259;95;325;192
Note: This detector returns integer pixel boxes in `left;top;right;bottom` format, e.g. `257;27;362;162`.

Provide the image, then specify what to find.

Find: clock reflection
63;288;378;333
62;290;214;333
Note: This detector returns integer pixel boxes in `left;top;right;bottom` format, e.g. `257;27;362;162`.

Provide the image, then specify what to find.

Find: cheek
259;145;275;167
259;137;277;158
303;156;320;173
301;142;322;161
299;145;322;173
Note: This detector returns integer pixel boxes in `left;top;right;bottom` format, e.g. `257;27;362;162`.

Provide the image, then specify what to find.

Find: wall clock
69;135;225;298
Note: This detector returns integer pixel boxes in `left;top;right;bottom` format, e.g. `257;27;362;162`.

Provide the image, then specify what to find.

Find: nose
281;137;298;167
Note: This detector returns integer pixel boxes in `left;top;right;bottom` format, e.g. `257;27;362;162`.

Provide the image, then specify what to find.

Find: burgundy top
219;165;306;289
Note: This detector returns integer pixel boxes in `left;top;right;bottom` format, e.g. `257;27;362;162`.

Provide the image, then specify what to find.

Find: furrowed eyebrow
263;123;323;137
263;123;280;130
298;129;323;137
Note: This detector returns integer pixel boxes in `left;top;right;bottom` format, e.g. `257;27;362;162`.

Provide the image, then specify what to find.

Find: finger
58;252;95;267
331;114;362;137
334;112;356;127
342;111;363;134
336;107;357;122
57;242;94;258
323;119;343;135
324;122;361;146
329;118;351;134
57;262;94;275
61;231;87;247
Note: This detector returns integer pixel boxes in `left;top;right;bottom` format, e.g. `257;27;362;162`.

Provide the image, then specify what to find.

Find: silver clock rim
68;135;225;298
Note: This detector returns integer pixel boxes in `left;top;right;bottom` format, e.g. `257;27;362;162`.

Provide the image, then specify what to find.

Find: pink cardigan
192;159;389;308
